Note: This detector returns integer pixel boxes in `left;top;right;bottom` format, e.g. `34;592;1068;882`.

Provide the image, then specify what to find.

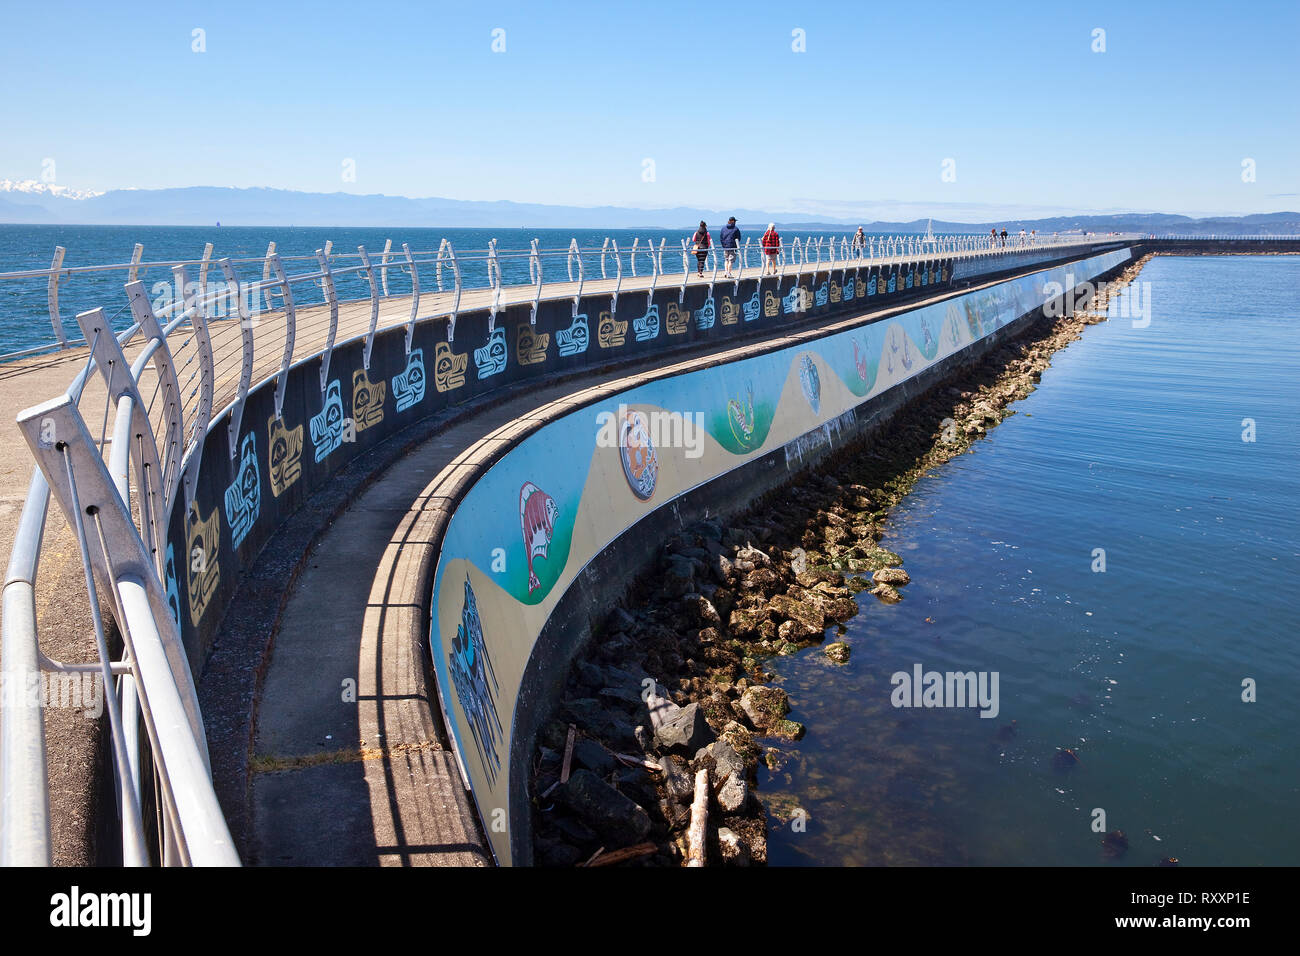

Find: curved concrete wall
164;254;984;666
428;248;1132;864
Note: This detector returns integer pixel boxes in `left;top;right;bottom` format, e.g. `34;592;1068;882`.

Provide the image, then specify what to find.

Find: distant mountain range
2;180;1298;235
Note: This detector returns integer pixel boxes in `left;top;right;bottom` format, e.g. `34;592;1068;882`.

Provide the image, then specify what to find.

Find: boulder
663;555;696;596
739;686;790;729
825;641;851;663
558;770;652;844
653;702;714;753
573;738;616;775
767;593;825;634
695;740;748;812
872;567;911;586
872;583;903;604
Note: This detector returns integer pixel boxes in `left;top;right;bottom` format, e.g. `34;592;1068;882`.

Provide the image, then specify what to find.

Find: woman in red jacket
761;223;781;275
691;221;711;277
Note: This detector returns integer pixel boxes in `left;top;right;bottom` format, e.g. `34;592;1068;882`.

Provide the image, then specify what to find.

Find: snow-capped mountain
0;179;104;201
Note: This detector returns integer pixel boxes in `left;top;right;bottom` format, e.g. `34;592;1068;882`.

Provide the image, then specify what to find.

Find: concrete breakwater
427;248;1132;864
525;255;1153;866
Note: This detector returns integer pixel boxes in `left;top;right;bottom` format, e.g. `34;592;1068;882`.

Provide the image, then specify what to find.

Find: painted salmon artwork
853;336;870;385
519;481;558;592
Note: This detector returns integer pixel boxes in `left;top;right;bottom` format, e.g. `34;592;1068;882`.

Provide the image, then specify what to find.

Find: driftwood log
686;768;710;867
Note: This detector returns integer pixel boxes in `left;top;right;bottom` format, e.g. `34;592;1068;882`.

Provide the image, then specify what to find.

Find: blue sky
1;0;1296;220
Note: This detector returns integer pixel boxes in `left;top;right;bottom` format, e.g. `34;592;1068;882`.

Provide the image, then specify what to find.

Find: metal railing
3;278;239;864
0;227;1127;866
0;231;1137;362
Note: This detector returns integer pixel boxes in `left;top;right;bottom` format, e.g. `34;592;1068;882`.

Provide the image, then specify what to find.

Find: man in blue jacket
720;216;741;278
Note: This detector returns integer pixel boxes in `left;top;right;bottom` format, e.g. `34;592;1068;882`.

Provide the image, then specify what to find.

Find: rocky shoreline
529;257;1153;867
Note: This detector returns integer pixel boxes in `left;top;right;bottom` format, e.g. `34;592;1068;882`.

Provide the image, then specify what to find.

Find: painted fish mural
633;304;660;342
309;379;345;463
267;414;303;497
186;501;221;627
695;297;716;331
352;368;385;432
434;341;468;392
727;382;757;448
556;313;589;356
519;481;558;594
475;327;508;379
392;348;426;412
449;578;503;786
164;543;181;632
665;302;690;335
598;311;627;348
742;291;760;321
799;354;821;414
223;432;261;549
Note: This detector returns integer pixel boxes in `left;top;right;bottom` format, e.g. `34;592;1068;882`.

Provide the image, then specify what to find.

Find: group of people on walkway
690;217;775;278
690;219;871;278
990;227;1037;247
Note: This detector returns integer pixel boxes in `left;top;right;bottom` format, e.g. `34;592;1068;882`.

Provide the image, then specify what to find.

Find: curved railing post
46;246;70;348
217;259;255;453
129;243;144;283
380;238;393;297
403;242;422;350
316;249;339;393
487;238;504;326
358;245;381;367
173;264;215;514
528;238;543;325
265;255;296;419
261;241;280;315
569;239;584;318
629;238;640;278
124;281;184;513
609;238;622;316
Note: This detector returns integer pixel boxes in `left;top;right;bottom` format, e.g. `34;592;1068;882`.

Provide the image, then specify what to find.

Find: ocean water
0;223;895;357
760;255;1300;866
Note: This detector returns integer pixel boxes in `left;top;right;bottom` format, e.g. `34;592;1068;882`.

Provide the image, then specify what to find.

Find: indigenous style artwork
519;481;559;594
556;313;589;356
475;327;508;379
449;578;503;786
434;341;468;392
224;433;261;549
393;349;427;412
309;379;345;462
598;311;628;348
352;368;385;432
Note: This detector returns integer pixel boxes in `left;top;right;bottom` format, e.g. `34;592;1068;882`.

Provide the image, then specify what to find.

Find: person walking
1000;228;1008;247
720;216;741;278
761;222;781;274
852;226;867;256
691;220;711;277
990;227;998;248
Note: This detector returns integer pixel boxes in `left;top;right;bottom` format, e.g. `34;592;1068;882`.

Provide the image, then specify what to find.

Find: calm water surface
761;255;1300;866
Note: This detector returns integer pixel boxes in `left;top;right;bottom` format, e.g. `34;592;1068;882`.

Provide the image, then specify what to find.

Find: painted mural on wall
429;248;1132;865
